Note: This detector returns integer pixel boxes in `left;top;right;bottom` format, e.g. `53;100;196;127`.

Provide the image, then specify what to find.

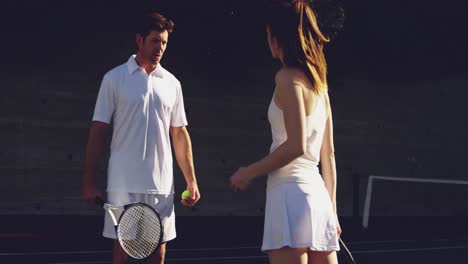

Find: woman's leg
268;247;308;264
307;250;338;264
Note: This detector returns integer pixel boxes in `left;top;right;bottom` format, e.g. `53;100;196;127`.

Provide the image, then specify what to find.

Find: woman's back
267;68;328;190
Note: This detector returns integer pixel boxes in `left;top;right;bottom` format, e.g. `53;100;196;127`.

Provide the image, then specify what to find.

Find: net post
362;175;375;228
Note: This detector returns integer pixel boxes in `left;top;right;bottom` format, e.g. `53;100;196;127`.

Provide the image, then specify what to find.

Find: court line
47;260;108;264
166;255;268;261
45;245;468;264
347;238;468;245
168;246;260;251
0;251;110;256
0;233;49;238
3;238;468;256
0;246;259;256
171;245;468;256
48;256;268;264
35;245;468;264
352;245;468;254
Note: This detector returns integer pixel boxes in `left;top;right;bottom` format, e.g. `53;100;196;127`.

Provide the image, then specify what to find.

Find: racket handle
96;197;119;226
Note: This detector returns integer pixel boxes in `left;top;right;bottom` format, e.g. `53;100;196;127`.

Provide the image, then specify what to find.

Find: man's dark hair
135;12;174;40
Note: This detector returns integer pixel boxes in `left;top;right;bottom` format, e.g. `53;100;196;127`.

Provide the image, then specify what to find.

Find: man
82;12;200;264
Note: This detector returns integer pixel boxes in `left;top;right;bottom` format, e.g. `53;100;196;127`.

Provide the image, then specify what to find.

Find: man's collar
127;55;164;77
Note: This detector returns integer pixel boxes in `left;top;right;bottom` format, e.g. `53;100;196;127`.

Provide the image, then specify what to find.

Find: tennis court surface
1;215;468;264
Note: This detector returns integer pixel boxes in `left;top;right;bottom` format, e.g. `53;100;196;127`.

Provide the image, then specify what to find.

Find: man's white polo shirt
92;55;188;194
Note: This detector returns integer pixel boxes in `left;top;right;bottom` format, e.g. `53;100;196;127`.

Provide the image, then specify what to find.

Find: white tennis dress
261;90;340;252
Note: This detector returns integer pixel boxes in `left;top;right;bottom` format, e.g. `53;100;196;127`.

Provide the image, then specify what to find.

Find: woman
229;0;341;263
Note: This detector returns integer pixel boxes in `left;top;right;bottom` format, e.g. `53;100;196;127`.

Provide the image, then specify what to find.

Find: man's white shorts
102;192;176;243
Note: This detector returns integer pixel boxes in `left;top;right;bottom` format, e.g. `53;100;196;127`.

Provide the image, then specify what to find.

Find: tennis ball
181;190;192;200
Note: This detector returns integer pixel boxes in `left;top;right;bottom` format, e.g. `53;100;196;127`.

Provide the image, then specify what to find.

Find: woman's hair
265;0;330;94
135;12;174;40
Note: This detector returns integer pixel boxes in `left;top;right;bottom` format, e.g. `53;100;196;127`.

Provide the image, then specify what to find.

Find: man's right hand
82;121;110;207
82;176;102;207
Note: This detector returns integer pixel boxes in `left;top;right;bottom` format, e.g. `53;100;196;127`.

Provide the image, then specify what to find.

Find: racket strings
118;205;162;259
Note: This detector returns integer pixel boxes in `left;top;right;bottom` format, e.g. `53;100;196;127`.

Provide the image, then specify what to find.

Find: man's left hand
181;182;201;207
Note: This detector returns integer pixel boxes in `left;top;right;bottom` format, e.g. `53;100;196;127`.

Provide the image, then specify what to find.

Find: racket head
116;202;163;260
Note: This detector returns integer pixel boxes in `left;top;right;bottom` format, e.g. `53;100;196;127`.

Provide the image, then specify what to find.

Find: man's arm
170;126;200;206
82;121;111;205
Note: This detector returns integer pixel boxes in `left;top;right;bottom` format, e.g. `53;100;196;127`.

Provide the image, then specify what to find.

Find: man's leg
147;193;175;264
112;241;166;264
112;240;128;264
149;242;167;264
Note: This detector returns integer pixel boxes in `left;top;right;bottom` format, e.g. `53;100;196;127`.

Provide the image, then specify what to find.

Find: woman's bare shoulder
274;67;309;91
275;67;307;82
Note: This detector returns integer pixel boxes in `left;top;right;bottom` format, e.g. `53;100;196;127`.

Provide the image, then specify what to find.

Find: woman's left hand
229;167;254;192
336;214;342;237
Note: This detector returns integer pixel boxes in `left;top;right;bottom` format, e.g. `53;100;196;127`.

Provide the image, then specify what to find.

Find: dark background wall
0;0;467;216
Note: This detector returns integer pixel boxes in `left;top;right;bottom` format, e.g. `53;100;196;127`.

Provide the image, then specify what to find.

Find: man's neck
135;54;158;74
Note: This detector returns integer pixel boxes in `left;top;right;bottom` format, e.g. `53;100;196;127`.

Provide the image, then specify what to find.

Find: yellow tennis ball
181;190;192;200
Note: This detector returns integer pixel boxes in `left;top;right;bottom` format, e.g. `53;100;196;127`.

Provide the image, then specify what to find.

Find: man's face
137;30;169;65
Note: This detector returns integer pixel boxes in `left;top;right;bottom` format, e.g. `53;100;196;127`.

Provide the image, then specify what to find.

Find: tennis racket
339;237;356;264
96;197;163;261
